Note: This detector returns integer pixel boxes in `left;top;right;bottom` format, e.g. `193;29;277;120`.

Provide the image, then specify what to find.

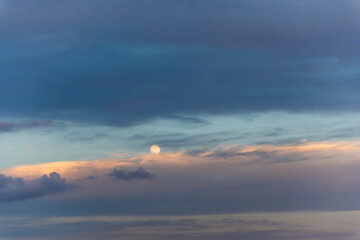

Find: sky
1;0;360;239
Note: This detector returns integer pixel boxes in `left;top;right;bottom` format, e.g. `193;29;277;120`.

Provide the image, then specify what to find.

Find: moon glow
150;145;161;154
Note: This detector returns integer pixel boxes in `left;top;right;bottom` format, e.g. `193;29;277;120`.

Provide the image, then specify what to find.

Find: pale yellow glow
150;145;161;155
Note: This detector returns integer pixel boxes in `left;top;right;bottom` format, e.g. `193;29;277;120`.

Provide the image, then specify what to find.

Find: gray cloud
109;167;156;181
75;175;99;183
0;172;70;202
186;146;309;164
0;120;52;132
0;1;359;127
2;150;360;216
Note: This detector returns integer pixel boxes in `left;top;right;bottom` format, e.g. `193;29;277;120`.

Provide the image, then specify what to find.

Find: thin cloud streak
0;211;359;240
0;120;52;133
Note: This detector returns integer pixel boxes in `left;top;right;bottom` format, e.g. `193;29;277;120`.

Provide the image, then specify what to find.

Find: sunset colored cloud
1;0;360;239
1;141;359;211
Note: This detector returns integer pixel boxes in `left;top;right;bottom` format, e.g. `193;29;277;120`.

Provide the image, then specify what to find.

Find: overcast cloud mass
1;0;360;126
1;0;360;239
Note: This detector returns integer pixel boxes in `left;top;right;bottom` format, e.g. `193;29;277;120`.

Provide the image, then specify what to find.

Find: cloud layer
0;172;69;202
2;141;360;213
0;120;52;133
0;211;358;240
1;0;360;126
1;1;359;239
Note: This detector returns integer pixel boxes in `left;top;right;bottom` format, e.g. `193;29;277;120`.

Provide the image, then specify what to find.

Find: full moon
150;145;161;154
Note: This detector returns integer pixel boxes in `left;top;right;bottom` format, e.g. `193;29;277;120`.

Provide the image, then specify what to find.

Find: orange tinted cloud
2;141;360;181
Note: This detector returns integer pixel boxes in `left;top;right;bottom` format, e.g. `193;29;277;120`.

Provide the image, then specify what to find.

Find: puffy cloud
108;167;156;180
0;172;69;202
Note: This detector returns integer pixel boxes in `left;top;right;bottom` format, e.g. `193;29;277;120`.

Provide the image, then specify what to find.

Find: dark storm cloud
0;120;52;132
0;172;70;202
108;167;156;180
1;0;360;126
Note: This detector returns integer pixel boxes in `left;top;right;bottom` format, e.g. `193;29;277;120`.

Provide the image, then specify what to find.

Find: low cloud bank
0;172;69;202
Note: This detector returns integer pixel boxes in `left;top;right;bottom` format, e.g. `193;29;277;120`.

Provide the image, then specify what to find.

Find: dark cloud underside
109;167;156;180
0;172;69;202
0;0;359;126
